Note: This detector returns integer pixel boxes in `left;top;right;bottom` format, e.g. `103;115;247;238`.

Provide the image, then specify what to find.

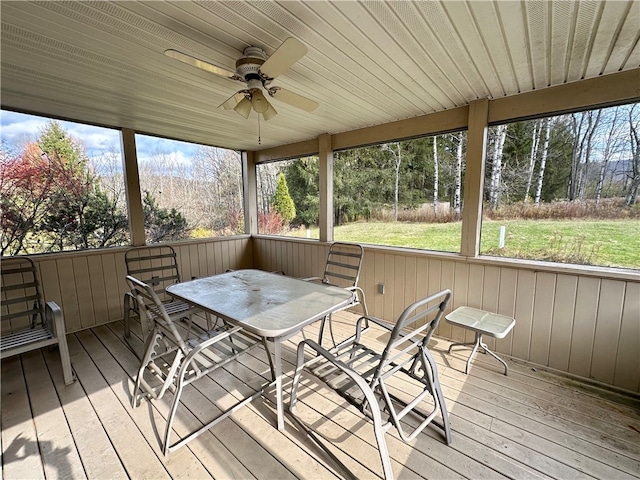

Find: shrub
483;198;632;221
258;210;286;235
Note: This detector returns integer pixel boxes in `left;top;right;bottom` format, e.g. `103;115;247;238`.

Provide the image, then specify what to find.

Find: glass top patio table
166;269;354;430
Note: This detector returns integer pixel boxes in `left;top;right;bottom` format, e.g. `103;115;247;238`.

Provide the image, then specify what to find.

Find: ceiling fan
164;38;319;121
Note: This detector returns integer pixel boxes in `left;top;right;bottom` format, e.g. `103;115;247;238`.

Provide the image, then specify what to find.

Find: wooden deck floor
2;311;639;480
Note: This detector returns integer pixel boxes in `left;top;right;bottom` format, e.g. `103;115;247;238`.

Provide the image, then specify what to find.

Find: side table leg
479;340;509;375
464;333;481;374
448;333;482;374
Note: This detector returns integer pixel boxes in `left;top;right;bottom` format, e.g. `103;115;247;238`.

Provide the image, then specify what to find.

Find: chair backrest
321;243;364;289
374;289;451;381
1;257;46;334
125;275;189;350
125;245;182;303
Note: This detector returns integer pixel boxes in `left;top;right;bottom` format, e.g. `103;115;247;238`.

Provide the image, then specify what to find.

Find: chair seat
0;326;56;357
162;300;200;318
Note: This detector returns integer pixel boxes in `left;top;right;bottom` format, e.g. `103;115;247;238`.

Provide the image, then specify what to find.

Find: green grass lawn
288;219;640;269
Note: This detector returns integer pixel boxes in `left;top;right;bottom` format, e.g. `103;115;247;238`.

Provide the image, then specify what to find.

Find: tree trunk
524;119;541;203
489;124;507;208
383;142;403;221
394;143;401;221
534;118;551;205
578;109;602;200
453;133;463;216
595;107;621;204
433;136;439;215
625;105;640;207
569;113;587;201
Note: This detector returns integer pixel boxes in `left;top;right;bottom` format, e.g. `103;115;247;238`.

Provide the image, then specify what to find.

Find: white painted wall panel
614;283;640;392
590;279;625;385
569;277;600;379
548;274;578;372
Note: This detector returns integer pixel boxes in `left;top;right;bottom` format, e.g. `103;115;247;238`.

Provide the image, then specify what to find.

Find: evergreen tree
284;158;319;227
143;191;189;243
272;172;296;224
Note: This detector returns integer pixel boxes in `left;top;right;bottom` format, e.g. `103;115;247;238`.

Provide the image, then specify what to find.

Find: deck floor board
2;311;639;480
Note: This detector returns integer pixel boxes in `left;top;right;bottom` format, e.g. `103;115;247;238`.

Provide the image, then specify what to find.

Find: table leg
448;333;481;374
274;339;284;431
449;332;509;375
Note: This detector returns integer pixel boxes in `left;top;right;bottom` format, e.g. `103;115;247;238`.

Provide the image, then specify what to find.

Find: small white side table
445;306;516;375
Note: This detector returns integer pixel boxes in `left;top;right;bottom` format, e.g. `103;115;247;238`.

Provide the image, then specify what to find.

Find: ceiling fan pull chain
258;112;261;145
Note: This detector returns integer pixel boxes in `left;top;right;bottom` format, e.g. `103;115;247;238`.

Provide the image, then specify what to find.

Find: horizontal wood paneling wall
253;237;640;394
28;237;253;334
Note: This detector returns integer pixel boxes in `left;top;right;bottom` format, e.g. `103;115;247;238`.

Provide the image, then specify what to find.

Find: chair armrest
356;314;393;332
301;276;322;283
45;301;64;337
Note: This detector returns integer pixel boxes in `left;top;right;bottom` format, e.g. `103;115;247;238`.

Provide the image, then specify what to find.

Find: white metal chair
124;245;209;341
290;290;453;480
303;242;368;346
1;257;74;385
127;275;273;455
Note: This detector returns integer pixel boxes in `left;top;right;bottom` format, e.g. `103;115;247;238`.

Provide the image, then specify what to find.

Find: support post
318;133;333;243
121;128;145;246
242;151;258;235
460;99;489;257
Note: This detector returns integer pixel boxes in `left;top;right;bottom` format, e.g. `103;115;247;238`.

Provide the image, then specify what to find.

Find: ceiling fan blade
218;92;246;110
269;88;319;112
164;49;236;78
260;37;307;79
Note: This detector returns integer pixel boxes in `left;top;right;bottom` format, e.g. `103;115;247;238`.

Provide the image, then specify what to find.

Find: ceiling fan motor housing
235;46;267;83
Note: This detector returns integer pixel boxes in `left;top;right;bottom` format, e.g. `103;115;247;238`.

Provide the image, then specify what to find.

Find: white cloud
1;110;120;155
137;149;193;166
1;111;226;168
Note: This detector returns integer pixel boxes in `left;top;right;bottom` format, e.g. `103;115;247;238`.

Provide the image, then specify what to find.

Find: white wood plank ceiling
1;1;638;151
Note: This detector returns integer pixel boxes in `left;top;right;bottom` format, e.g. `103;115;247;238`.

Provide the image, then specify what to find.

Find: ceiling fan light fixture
262;103;278;121
250;89;269;114
234;97;252;118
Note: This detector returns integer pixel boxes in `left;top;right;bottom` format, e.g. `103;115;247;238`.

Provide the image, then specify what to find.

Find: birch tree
534;117;551;205
452;132;464;216
432;136;439;214
489;124;507;208
524;119;541;203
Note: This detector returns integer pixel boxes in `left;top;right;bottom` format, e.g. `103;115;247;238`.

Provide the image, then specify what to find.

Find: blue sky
0;110;201;164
